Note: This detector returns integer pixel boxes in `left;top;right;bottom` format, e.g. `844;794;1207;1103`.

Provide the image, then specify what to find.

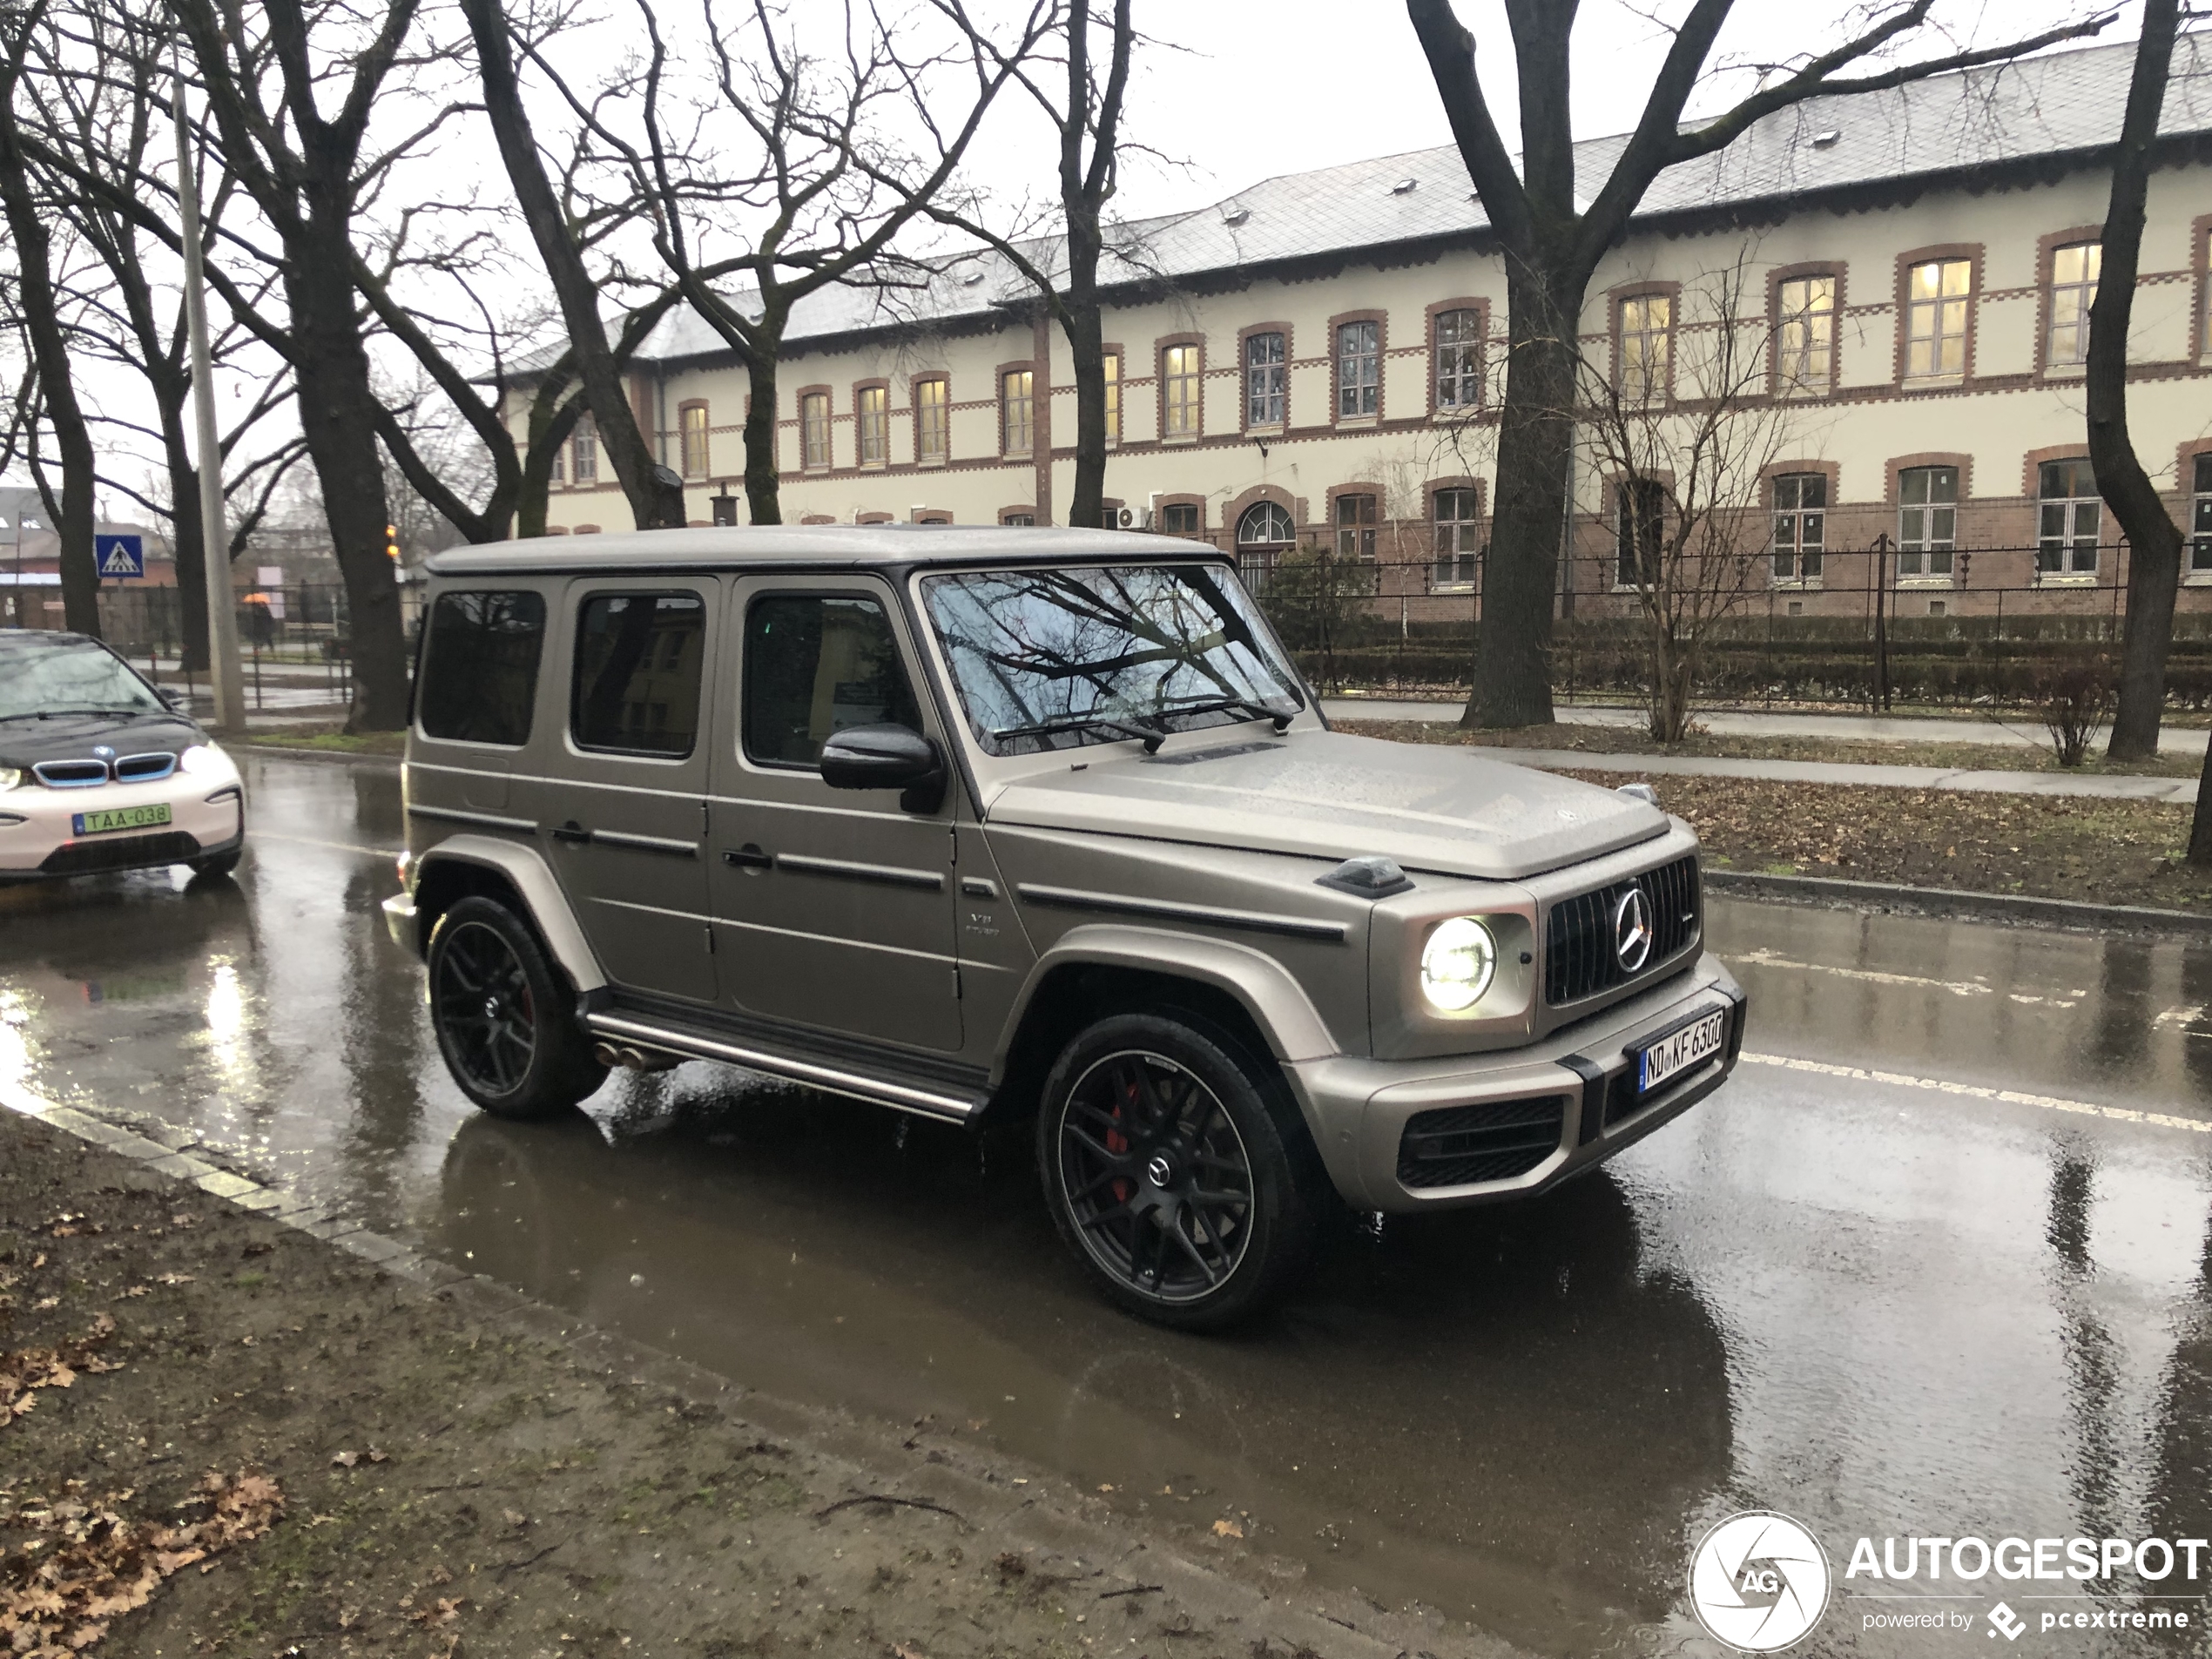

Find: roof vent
1391;177;1418;195
959;267;986;287
1810;129;1841;149
1221;206;1249;227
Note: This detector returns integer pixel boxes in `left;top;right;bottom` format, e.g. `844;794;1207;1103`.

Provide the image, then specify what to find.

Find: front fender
408;833;606;994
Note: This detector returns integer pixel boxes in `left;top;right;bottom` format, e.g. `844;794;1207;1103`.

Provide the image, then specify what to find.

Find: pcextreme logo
1689;1511;1833;1651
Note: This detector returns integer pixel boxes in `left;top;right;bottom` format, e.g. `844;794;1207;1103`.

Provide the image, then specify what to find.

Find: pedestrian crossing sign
95;534;145;579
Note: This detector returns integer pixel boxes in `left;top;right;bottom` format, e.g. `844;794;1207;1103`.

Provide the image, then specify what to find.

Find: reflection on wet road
6;754;2212;1656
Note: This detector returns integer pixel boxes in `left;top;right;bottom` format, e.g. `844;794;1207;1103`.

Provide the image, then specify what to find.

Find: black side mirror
818;723;947;814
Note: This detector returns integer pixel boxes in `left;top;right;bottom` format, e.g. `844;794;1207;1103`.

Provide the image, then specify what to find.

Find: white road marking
1742;1052;2211;1136
1729;948;2079;1007
2155;1005;2208;1029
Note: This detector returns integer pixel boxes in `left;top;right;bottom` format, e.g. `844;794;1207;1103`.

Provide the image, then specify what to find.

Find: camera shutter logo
1688;1511;1831;1652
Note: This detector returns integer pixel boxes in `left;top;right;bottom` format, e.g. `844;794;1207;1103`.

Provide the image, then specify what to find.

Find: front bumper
0;765;246;880
381;892;420;955
1285;952;1743;1213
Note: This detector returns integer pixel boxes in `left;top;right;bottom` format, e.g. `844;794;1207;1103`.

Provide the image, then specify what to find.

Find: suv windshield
921;564;1305;756
0;633;165;721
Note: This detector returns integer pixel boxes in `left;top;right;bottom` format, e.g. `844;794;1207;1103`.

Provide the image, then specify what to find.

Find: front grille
32;759;109;787
1397;1095;1568;1189
1543;853;1701;1006
40;831;200;876
113;752;178;782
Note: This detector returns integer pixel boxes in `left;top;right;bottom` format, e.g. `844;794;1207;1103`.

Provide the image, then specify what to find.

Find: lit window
1433;488;1479;587
1163;345;1200;437
1897;465;1957;577
914;378;948;464
1905;259;1971;378
1337;320;1379;418
2038;459;2100;577
1162;502;1201;536
571;420;597;485
857;385;887;466
800;393;830;469
2048;242;2100;366
2192;454;2212;574
1615;479;1666;587
1102;353;1121;444
1433;309;1480;410
1777;277;1834;392
679;404;710;479
1001;370;1033;456
1245;332;1285;427
1619;295;1670;403
1771;473;1826;582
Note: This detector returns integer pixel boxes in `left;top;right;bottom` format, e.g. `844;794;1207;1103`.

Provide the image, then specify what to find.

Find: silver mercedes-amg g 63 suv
382;527;1743;1326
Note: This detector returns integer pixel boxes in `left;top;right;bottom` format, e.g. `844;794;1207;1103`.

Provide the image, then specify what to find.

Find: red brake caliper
1107;1078;1135;1204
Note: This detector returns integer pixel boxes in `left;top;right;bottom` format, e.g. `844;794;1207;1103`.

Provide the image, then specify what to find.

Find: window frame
798;388;833;471
2035;457;2102;580
570;418;598;487
2190;450;2212;577
1101;347;1122;447
854;381;889;468
1159;499;1204;537
1613;287;1676;405
1771;269;1839;397
1769;471;1829;587
568;587;711;761
1331;314;1383;422
1613;477;1668;590
1431;484;1481;590
1159;339;1203;442
1241;325;1288;430
999;365;1035;458
1894;463;1959;581
738;584;924;773
678;401;711;480
1429;302;1485;415
912;374;950;467
2039;231;2102;373
1896;247;1978;385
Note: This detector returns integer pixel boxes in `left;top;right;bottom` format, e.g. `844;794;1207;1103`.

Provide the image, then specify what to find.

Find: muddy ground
0;1111;1494;1659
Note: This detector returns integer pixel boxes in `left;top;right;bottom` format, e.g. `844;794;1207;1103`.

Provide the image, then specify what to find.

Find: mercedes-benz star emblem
1144;1154;1175;1188
1613;887;1653;972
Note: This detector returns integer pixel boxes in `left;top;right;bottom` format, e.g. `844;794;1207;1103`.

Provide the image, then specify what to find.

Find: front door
707;576;960;1053
530;578;719;1005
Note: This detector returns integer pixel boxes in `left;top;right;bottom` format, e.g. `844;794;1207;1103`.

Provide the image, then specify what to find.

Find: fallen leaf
155;1273;194;1286
331;1451;359;1468
1096;1484;1116;1494
1211;1519;1244;1540
502;1509;527;1527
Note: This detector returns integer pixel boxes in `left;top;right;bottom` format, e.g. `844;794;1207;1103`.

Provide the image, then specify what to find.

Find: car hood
981;729;1670;882
0;710;204;770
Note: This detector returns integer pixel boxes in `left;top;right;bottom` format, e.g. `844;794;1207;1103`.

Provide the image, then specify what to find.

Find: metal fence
92;582;428;714
1242;539;2212;711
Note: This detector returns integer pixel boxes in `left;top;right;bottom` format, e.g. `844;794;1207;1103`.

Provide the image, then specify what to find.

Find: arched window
1235;501;1294;593
1236;501;1293;545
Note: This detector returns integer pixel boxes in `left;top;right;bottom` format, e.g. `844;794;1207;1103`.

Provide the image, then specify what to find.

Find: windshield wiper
992;713;1166;754
1156;695;1296;733
0;706;158;721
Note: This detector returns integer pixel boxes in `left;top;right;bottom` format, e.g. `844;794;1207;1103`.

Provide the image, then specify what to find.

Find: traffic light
385;523;401;563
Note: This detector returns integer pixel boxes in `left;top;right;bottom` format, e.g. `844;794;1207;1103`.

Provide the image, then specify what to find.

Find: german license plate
71;803;172;837
1635;1008;1726;1095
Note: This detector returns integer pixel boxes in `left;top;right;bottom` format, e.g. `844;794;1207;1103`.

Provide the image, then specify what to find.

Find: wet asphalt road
6;753;2212;1656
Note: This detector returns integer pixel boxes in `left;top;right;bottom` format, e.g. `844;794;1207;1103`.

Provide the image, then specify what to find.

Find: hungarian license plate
1635;1008;1726;1095
71;803;172;837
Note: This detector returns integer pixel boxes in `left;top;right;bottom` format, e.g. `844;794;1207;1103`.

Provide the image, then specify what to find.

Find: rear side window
744;593;920;767
571;591;706;757
417;590;546;745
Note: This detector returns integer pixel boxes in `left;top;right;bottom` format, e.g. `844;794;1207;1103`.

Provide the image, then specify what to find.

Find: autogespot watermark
1690;1513;2206;1649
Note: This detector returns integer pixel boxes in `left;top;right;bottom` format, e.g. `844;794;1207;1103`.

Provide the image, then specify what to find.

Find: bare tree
0;0;98;634
1575;254;1796;744
1405;0;2113;730
537;0;1049;524
2090;0;2183;761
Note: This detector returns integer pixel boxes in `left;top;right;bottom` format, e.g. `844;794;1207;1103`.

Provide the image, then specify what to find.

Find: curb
1706;868;2212;937
238;742;401;769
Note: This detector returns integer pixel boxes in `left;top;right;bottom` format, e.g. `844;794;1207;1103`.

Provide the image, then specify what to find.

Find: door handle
722;843;772;869
550;820;592;845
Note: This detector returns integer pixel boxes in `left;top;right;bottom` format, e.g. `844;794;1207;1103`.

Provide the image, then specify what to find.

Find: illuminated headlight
178;743;229;776
1420;916;1498;1012
0;767;19;792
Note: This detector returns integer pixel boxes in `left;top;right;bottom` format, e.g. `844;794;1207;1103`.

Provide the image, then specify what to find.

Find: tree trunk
164;441;212;673
1462;268;1578;728
1062;268;1107;529
286;212;409;731
2095;0;2182;761
742;346;782;526
0;86;100;636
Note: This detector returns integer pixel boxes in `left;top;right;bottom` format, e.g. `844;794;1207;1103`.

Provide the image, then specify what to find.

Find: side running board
580;1009;988;1123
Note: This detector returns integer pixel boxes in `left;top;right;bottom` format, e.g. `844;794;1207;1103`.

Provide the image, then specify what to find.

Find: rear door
532;578;719;1005
707;574;960;1052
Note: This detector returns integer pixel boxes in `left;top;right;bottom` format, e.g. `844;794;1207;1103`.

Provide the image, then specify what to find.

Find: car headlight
178;743;228;776
1420;916;1498;1012
0;767;19;792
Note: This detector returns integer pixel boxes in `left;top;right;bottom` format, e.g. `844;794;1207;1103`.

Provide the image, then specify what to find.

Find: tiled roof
589;30;2212;371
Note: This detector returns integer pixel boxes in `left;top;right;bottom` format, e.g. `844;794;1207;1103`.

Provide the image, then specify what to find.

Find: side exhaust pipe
594;1041;682;1073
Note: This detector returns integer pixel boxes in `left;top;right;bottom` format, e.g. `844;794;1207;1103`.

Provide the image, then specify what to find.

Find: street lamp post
172;73;246;734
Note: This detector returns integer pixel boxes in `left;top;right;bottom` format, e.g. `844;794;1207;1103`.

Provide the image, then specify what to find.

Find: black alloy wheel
1038;1012;1319;1329
428;895;606;1118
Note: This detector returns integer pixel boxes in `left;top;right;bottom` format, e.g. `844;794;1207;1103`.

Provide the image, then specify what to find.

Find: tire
428;895;607;1118
189;848;241;880
1035;1010;1321;1331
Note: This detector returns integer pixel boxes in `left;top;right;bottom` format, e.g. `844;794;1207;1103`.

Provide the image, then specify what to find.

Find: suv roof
427;524;1212;577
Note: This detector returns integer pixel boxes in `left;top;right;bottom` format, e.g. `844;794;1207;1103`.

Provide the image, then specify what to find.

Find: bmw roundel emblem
1613;887;1653;972
91;745;115;759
